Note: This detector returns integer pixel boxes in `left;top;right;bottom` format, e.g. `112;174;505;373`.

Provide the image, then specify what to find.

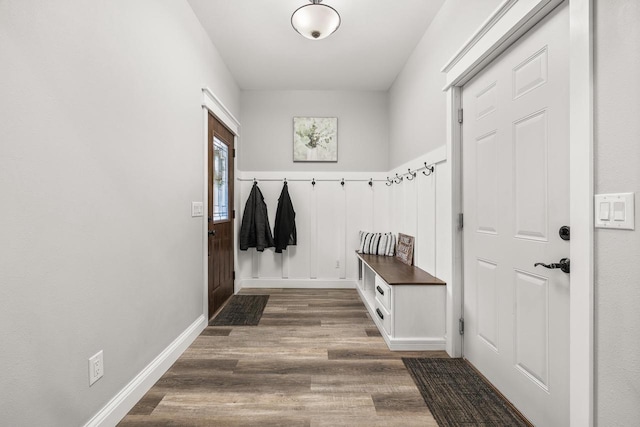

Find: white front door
462;3;569;426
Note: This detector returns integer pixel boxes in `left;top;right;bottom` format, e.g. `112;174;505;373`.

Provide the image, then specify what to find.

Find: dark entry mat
402;358;531;427
209;295;269;326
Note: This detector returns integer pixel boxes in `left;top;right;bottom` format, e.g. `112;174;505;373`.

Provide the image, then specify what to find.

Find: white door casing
462;4;568;426
442;0;593;425
202;87;240;318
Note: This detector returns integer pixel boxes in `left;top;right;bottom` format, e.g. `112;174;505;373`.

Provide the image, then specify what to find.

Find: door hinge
457;108;463;124
459;318;465;335
232;209;236;219
232;148;236;158
232;271;235;280
458;213;464;230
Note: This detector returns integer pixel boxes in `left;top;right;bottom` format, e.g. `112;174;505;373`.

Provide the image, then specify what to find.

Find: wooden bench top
356;252;446;286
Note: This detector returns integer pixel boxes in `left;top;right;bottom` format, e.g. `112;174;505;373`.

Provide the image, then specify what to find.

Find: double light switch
595;193;635;230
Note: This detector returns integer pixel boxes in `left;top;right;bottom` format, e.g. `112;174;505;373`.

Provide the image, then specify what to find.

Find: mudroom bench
355;252;446;351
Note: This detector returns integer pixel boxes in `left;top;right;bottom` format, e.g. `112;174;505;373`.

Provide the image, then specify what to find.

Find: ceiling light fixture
291;0;341;40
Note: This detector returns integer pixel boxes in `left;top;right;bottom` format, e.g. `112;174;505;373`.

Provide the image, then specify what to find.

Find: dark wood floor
119;288;447;426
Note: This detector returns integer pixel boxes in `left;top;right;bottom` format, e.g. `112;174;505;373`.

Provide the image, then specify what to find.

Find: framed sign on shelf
396;233;415;266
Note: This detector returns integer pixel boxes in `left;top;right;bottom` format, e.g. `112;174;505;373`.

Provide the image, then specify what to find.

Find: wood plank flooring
119;288;447;426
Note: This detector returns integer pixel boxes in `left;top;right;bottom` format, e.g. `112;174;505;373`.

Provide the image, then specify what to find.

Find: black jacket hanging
273;182;297;253
239;183;274;251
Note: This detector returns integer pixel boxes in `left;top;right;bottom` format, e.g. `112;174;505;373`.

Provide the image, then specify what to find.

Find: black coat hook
368;178;373;187
311;178;316;186
386;177;393;186
407;168;416;180
423;162;435;176
340;178;345;186
394;173;403;184
253;178;257;185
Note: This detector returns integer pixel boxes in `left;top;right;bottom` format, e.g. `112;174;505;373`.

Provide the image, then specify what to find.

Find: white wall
239;90;389;172
0;1;239;425
237;146;449;289
594;0;640;424
388;0;502;169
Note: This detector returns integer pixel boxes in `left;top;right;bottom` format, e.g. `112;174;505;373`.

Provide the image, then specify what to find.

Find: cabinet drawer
374;299;391;335
374;276;391;312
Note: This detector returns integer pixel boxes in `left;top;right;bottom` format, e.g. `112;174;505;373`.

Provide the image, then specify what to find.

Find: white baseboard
83;315;207;427
239;279;357;289
384;336;447;351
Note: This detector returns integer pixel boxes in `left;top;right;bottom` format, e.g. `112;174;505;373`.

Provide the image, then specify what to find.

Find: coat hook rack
311;178;316;186
407;168;416;180
368;178;373;187
422;162;435;176
340;178;345;186
386;177;393;186
394;173;403;184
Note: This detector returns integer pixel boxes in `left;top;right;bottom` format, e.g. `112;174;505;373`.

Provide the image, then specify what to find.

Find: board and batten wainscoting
236;145;449;290
236;146;450;290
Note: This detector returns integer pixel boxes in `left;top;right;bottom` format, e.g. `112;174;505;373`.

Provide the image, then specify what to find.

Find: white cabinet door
462;4;569;426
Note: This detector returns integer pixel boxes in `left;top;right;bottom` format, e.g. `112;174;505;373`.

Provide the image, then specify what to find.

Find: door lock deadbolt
559;226;570;241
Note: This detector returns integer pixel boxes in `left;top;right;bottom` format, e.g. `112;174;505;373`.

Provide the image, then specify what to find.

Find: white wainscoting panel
317;182;346;279
390;178;403;235
237;180;254;280
256;181;283;278
403;177;419;239
372;182;391;232
346;182;374;280
286;181;312;279
435;161;451;284
416;169;437;274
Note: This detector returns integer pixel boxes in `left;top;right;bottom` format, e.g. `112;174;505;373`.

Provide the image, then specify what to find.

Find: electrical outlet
89;350;104;386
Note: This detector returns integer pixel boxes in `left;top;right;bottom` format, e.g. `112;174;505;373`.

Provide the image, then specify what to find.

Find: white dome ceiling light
291;0;341;40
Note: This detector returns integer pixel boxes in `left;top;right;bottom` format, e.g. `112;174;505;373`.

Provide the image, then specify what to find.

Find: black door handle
208;230;216;236
534;258;570;274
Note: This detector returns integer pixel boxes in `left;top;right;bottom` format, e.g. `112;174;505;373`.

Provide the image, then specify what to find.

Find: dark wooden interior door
208;113;235;319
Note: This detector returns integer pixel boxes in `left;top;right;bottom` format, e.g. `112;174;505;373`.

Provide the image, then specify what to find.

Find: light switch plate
191;202;204;217
594;193;635;230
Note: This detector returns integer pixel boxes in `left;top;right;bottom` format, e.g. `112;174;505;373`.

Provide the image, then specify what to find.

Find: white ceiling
187;0;446;91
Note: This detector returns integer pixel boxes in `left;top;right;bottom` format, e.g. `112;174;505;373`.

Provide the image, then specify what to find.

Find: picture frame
395;233;415;266
293;117;338;162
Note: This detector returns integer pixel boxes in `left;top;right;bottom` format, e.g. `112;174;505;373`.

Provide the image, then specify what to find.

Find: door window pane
213;137;229;221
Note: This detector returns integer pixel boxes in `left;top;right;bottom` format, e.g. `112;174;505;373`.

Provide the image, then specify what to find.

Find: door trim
441;1;593;426
201;88;240;320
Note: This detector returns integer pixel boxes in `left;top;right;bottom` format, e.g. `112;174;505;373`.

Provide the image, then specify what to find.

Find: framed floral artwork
293;117;338;162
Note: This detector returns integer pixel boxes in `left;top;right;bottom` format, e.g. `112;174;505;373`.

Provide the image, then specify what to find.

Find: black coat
273;182;297;253
239;183;274;251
